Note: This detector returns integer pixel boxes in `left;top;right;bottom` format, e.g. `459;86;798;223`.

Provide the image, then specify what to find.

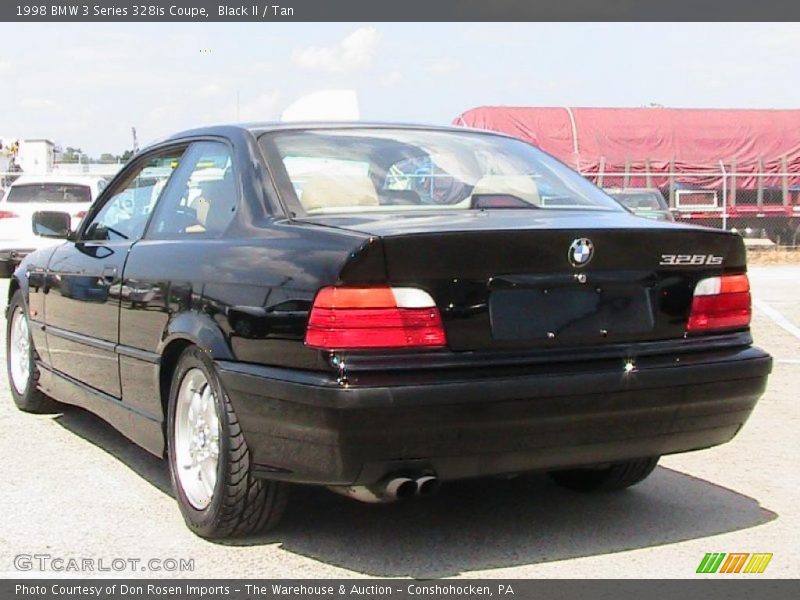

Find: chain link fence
580;164;800;246
2;161;800;246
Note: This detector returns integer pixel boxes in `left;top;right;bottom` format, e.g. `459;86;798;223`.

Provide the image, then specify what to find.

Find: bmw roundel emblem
568;238;594;267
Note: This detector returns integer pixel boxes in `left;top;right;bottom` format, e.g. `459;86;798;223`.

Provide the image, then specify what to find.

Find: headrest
471;175;541;206
300;174;379;212
194;173;236;231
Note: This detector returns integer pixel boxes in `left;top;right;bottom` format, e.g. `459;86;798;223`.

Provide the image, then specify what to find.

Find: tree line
60;147;135;164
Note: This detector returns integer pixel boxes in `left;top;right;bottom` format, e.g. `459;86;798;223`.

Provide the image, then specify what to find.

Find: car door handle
102;265;118;282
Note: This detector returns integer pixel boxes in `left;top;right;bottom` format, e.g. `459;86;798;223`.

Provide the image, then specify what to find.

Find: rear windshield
261;128;624;215
609;191;666;211
5;183;92;204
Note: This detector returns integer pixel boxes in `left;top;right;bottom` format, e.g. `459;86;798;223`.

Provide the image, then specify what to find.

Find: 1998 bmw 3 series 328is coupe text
5;124;772;538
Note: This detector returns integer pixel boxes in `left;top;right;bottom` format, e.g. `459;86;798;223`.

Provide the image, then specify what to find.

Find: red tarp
453;107;800;189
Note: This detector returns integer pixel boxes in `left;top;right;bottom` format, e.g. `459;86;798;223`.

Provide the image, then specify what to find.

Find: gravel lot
0;268;797;579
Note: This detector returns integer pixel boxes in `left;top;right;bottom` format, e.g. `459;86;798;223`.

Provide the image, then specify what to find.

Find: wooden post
757;158;764;208
645;158;652;188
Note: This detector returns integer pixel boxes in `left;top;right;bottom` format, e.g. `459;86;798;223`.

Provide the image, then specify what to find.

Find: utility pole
131;127;139;154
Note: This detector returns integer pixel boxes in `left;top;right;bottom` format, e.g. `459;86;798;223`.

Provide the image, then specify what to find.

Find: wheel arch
7;275;21;306
6;273;27;322
156;311;234;455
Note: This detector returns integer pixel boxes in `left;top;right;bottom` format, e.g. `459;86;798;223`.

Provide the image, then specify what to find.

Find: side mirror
32;211;73;239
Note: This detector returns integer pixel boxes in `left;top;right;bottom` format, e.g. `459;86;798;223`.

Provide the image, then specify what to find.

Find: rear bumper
217;345;771;486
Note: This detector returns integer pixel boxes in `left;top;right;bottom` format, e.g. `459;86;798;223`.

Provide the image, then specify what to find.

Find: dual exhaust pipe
329;474;440;504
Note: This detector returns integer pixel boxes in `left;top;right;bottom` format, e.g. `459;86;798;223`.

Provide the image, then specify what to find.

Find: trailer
454;107;800;244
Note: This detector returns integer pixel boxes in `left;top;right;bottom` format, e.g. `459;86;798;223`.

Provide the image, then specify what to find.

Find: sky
1;22;799;155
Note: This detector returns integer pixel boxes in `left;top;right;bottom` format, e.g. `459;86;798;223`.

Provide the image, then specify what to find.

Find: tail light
305;286;447;350
0;210;18;219
74;211;87;219
686;274;751;333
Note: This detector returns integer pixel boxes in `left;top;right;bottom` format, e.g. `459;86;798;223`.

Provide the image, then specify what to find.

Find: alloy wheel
173;367;221;510
8;306;31;395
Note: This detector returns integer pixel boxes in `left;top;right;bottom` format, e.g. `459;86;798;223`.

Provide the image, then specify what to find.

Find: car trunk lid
302;210;746;351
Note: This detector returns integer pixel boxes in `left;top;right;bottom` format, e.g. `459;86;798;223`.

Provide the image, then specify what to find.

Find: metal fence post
668;159;676;208
597;156;605;189
782;155;789;207
623;158;630;189
719;161;728;232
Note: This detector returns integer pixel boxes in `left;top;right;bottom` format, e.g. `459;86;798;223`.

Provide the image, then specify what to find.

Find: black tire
5;290;55;413
549;456;660;493
166;345;288;539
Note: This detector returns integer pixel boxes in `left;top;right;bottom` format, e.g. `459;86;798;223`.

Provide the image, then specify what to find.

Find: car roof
155;121;517;146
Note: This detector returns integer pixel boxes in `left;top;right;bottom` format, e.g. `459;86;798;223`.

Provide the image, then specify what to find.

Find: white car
0;175;106;276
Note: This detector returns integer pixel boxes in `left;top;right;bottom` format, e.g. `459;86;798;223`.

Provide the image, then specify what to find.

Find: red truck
455;106;800;244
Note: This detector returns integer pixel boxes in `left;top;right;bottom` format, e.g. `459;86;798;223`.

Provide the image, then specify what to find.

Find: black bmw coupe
5;124;771;538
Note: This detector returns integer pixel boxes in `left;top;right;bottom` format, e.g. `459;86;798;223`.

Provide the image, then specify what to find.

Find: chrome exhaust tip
328;476;417;503
386;477;417;500
415;475;440;497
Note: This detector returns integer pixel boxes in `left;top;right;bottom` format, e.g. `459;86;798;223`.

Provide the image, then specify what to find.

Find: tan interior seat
300;174;379;212
471;175;541;206
187;174;237;233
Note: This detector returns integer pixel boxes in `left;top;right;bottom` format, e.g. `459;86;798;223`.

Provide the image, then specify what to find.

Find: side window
82;149;184;242
147;142;238;238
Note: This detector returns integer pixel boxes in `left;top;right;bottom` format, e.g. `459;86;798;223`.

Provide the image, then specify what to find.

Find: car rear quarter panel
117;222;374;419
